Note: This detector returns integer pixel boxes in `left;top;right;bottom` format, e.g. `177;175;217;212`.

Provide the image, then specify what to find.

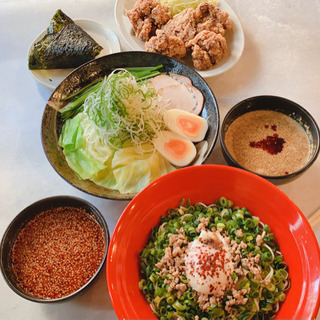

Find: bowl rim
220;95;320;180
0;195;110;303
41;51;220;200
106;164;320;319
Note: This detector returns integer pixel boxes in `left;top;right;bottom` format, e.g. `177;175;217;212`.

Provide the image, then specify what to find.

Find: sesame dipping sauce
224;110;310;176
11;206;106;299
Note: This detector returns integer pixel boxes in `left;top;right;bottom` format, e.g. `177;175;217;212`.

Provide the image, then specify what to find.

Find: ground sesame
224;110;310;176
11;207;106;299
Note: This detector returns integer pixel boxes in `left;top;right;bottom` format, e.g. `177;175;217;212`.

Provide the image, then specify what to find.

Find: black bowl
0;196;109;303
41;51;219;200
220;95;320;182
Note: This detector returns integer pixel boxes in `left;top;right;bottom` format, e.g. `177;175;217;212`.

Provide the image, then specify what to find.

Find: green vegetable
60;65;164;120
124;65;164;82
158;0;216;15
58;67;176;194
60;81;102;120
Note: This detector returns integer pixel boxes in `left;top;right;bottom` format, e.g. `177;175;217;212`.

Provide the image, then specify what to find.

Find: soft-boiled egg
185;230;234;297
164;109;208;142
153;131;197;167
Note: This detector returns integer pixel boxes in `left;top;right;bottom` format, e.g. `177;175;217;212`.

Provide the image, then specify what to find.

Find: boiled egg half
185;230;234;297
153;130;197;167
164;109;208;142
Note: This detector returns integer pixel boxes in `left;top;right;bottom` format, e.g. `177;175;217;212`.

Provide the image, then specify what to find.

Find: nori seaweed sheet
28;10;103;70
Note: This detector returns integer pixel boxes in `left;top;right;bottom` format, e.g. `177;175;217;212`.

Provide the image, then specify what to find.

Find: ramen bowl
107;164;320;319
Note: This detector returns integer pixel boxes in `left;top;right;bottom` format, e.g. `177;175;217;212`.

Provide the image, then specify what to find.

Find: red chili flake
249;134;285;155
264;124;277;131
12;207;106;299
192;247;228;280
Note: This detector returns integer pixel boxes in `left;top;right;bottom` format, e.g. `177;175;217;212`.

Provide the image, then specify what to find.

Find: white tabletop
0;0;319;319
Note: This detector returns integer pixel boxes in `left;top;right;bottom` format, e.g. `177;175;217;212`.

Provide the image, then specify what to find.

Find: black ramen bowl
0;195;109;303
220;95;320;183
42;51;219;200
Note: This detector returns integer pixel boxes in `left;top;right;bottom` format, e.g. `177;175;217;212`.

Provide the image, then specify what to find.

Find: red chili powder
188;246;232;294
264;124;277;131
12;207;106;299
249;133;286;155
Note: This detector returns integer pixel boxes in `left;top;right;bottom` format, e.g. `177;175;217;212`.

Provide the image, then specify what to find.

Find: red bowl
107;165;320;319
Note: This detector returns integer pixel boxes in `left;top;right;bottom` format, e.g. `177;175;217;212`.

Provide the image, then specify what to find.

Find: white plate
114;0;244;78
28;20;121;90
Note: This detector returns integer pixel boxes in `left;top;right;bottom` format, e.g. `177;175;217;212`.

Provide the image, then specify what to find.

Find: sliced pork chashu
149;74;204;114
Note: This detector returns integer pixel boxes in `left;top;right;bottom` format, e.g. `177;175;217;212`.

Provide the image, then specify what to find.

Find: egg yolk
177;116;203;137
164;139;191;160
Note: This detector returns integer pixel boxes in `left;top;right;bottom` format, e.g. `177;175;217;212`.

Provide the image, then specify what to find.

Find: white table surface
0;0;319;319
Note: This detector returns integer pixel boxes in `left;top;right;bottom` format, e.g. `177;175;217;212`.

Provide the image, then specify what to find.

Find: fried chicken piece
127;0;172;41
151;2;172;25
162;8;197;44
128;0;232;70
195;2;232;35
128;12;153;42
145;29;187;59
189;45;212;70
186;30;227;70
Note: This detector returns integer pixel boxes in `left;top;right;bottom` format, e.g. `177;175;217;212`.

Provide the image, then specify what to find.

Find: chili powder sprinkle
12;207;106;299
249;133;285;155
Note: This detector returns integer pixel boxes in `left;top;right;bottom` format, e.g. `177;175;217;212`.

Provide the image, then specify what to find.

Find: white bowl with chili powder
220;95;320;182
0;195;109;302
